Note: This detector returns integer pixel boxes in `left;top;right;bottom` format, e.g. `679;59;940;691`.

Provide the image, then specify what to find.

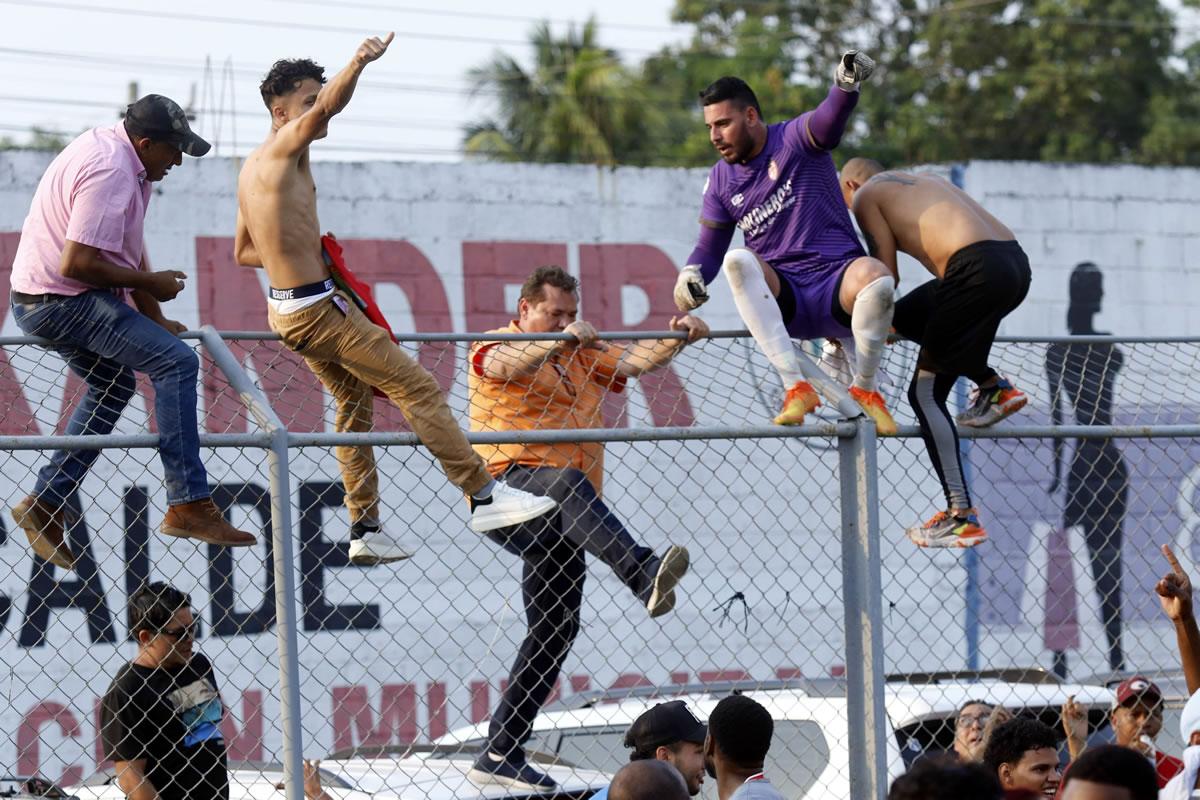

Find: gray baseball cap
124;94;211;157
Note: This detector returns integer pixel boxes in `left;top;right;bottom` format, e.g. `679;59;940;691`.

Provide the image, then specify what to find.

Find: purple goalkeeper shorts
774;258;855;341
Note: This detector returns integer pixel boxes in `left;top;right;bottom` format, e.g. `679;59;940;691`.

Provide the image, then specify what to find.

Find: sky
4;0;1199;163
1;0;692;161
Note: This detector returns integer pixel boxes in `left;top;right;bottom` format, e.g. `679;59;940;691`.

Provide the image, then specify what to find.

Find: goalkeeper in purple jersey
673;52;898;434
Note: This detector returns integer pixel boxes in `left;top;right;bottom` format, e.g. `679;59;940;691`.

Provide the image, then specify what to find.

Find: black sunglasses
160;621;198;640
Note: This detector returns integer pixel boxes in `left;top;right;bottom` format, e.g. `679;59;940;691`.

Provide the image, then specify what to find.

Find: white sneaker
469;482;558;533
348;525;412;565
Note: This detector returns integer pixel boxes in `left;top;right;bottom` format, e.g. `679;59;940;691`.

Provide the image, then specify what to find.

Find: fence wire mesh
0;330;1196;800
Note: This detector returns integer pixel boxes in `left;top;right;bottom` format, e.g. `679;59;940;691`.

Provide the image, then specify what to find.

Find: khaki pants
268;292;492;523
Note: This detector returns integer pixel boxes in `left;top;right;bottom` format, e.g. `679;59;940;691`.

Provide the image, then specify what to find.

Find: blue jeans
11;291;209;507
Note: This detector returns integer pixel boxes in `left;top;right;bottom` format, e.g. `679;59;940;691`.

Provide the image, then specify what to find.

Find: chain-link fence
0;329;1195;800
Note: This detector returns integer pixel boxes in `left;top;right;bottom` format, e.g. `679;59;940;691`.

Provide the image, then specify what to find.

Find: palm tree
463;18;665;166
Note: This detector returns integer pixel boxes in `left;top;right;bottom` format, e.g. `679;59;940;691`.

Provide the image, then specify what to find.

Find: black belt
12;290;75;305
269;279;335;302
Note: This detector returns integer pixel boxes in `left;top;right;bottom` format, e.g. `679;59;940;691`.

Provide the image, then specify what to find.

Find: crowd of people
887;543;1200;800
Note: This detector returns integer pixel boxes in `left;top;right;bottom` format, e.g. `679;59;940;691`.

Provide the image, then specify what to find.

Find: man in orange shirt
466;265;706;791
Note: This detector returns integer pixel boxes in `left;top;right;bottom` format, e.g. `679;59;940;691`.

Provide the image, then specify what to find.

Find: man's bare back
851;171;1014;279
235;33;394;287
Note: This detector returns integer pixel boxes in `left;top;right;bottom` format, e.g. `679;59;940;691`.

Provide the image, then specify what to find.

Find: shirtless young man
839;158;1031;548
235;35;556;565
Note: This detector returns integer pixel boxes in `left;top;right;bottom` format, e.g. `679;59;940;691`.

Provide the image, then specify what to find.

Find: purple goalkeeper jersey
698;117;864;278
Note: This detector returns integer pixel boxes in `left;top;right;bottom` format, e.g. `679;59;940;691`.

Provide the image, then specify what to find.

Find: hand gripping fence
0;328;1197;800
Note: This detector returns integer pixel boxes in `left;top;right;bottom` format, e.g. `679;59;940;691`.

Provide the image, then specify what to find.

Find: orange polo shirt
468;322;626;495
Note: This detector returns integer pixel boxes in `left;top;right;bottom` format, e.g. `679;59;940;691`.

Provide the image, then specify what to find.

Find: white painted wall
0;153;1196;784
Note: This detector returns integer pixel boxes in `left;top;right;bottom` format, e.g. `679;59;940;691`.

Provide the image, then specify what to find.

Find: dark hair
958;699;993;718
982;718;1059;773
708;695;773;768
260;59;326;107
519;266;578;306
129;582;191;636
1061;744;1157;800
698;77;762;118
888;754;1002;800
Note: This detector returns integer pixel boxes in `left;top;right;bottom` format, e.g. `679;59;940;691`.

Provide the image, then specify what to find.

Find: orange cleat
848;386;898;435
773;381;821;425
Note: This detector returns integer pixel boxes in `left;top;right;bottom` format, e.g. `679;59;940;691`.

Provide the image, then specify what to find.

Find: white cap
1180;688;1200;742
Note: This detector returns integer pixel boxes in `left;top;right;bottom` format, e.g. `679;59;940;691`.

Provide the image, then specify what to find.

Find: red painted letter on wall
335;239;456;431
331;684;418;750
17;701;82;786
579;244;695;427
196;237;326;433
220;689;265;761
462;242;569;333
0;233;44;434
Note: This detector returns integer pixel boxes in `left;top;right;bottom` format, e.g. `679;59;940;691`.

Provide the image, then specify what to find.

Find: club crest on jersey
731;193;744;207
768;159;780;182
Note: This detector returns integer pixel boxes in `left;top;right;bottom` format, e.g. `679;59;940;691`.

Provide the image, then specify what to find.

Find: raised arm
1157;544;1200;695
270;33;394;156
793;51;875;151
616;315;709;378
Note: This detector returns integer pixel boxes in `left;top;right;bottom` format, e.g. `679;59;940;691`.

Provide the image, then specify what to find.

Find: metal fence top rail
2;331;1197;346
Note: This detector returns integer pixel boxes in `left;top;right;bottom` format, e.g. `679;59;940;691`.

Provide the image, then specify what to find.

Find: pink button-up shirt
10;123;152;299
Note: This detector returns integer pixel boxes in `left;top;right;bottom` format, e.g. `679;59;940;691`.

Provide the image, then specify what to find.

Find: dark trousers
893;242;1031;510
483;465;654;757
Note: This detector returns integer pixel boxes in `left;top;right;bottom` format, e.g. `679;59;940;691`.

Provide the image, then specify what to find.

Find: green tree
638;0;875;166
462;18;666;165
857;0;1178;164
0;127;67;152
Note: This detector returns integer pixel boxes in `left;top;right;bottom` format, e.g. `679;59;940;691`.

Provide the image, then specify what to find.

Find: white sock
850;276;894;392
724;249;803;390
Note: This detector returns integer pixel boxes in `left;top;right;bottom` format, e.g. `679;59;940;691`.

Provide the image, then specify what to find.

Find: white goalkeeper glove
835;50;876;92
673;265;708;312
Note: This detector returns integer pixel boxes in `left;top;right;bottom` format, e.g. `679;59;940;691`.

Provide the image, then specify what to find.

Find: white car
436;672;1115;800
68;750;608;800
0;775;79;800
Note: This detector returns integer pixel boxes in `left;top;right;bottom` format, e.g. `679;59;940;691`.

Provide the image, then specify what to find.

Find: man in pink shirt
9;94;255;571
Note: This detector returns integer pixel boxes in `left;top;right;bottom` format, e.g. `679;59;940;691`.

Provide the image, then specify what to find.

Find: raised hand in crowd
1061;695;1088;762
1157;543;1200;694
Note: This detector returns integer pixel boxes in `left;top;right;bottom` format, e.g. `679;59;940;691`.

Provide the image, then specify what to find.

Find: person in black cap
8;93;255;571
593;700;709;800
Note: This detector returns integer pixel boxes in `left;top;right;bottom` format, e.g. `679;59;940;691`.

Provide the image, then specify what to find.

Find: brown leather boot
11;495;75;569
161;498;256;547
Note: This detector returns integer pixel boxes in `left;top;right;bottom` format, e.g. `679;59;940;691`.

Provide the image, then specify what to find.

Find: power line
262;0;689;36
0;92;472;132
0;0;663;55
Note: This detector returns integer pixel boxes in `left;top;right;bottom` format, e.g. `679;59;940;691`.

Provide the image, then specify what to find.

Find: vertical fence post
268;426;304;800
199;327;304;800
840;416;888;799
